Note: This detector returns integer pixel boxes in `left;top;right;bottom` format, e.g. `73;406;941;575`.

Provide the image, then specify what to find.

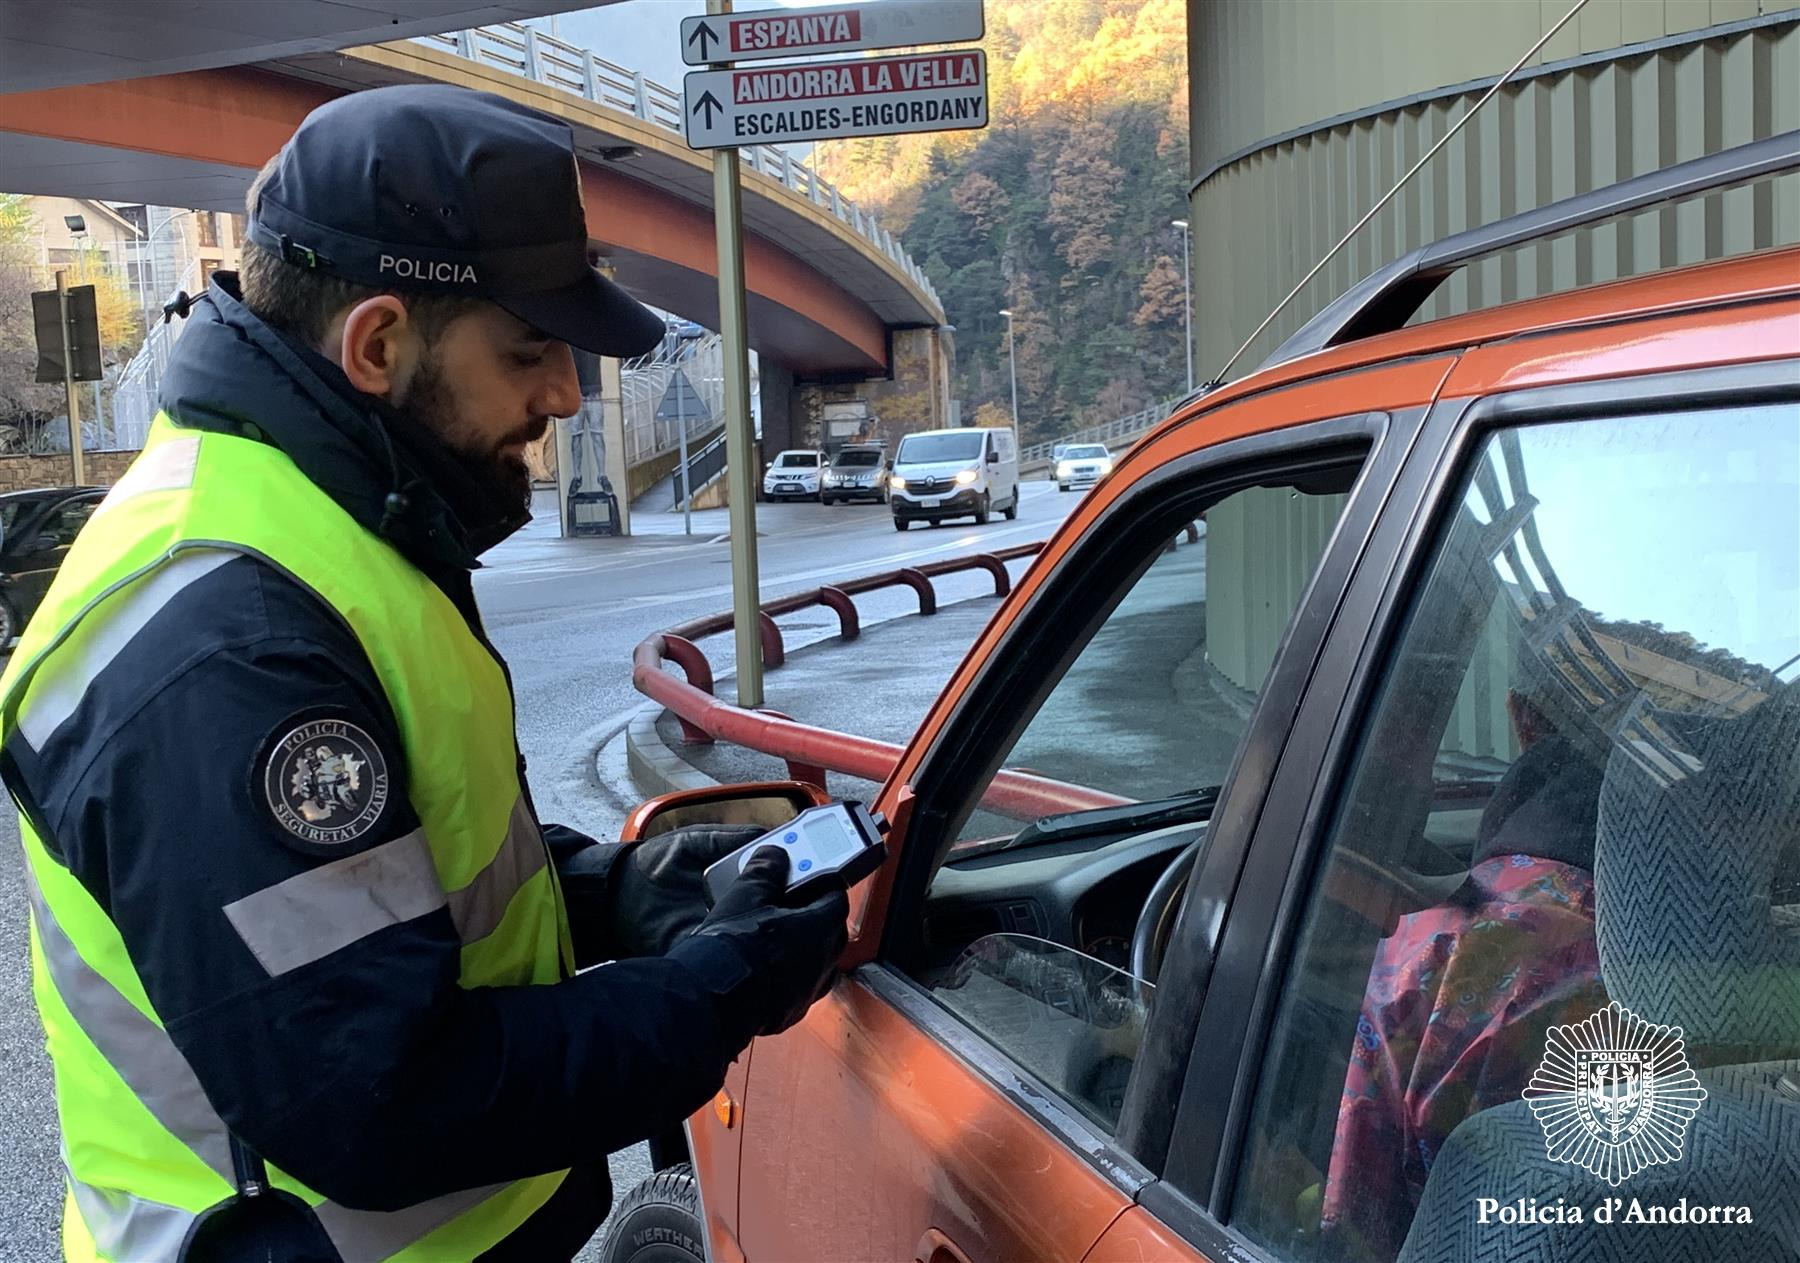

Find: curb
621;701;720;799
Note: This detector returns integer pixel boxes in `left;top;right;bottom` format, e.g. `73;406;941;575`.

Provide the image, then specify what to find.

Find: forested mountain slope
817;0;1189;442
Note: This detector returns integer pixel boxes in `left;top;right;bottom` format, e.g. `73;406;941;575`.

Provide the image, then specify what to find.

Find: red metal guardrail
632;523;1206;816
631;542;1135;819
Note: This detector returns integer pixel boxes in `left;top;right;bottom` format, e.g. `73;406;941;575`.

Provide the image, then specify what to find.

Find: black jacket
9;278;746;1259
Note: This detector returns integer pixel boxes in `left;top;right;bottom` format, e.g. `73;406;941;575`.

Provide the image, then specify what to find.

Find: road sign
681;0;984;66
684;49;987;150
32;285;102;383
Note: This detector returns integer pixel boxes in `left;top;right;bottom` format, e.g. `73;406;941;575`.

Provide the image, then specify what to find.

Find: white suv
761;449;825;501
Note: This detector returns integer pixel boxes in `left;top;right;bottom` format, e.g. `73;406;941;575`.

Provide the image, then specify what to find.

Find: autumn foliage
817;0;1189;443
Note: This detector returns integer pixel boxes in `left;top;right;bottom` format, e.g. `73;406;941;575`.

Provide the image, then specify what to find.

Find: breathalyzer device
703;801;886;906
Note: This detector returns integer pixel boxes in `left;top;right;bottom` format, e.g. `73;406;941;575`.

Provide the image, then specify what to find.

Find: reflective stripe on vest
220;797;546;977
4;418;572;1260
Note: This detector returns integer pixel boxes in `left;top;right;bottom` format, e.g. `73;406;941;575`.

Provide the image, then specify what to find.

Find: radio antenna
1205;0;1592;388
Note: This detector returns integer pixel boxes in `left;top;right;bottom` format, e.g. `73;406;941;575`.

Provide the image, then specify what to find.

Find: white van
889;427;1019;530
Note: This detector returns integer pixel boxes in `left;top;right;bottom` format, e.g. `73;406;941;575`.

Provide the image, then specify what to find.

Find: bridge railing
1020;394;1187;466
414;24;942;315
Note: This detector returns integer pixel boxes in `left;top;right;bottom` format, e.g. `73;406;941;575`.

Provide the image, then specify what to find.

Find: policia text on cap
0;84;849;1262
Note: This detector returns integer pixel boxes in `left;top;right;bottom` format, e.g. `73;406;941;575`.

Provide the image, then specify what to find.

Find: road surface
0;483;1074;1260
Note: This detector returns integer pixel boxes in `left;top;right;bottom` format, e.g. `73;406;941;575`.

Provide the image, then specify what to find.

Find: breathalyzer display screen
737;806;862;878
703;802;886;906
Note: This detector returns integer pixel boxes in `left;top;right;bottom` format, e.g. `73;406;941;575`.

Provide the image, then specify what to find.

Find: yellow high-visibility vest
1;415;575;1261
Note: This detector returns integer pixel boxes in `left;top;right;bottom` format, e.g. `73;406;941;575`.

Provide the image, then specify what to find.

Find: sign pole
710;0;764;709
56;270;87;486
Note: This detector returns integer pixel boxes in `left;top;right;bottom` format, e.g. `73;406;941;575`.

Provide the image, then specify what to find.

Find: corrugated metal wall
1207;488;1348;691
1186;8;1800;378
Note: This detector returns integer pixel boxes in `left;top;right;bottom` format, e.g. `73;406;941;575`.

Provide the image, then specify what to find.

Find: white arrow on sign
683;49;988;150
681;0;984;67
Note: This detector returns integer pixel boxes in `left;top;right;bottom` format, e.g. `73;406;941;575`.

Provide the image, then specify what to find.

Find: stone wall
794;326;953;452
0;449;137;492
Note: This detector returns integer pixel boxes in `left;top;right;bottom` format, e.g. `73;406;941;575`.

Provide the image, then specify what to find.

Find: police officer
0;84;848;1261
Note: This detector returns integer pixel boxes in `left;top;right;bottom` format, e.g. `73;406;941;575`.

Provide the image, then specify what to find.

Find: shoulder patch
259;715;391;852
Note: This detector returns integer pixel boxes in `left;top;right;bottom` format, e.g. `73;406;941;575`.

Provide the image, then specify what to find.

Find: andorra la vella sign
684;49;987;150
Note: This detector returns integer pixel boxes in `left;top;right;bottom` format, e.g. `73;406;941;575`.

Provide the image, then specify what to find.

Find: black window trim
876;403;1422;1189
1156;357;1800;1244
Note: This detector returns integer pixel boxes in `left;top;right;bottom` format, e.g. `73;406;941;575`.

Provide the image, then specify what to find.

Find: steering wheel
1127;835;1470;993
1129;836;1205;991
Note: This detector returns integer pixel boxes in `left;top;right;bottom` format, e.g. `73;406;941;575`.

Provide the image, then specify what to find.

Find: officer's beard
388;353;546;548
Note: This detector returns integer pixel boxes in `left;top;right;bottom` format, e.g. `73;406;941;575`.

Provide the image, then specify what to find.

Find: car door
726;360;1451;1263
1115;359;1800;1263
7;493;100;615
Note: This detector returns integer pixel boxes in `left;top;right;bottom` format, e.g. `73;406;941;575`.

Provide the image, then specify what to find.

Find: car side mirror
619;780;833;843
986;450;1000;465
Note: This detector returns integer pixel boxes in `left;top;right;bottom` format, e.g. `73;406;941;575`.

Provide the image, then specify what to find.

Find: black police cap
247;84;665;358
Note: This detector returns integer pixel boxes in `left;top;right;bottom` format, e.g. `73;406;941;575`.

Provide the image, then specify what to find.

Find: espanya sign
681;0;985;66
684;50;988;150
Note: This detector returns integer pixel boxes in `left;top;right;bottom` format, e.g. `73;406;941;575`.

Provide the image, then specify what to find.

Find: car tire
1058;483;1069;492
822;496;835;506
1003;495;1018;521
974;493;991;525
599;1164;705;1263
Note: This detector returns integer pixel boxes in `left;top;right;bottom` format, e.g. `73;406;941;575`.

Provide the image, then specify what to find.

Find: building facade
1183;1;1800;379
1181;0;1799;741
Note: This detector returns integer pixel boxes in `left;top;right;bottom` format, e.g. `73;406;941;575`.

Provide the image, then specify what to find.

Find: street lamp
997;308;1018;432
1171;219;1193;393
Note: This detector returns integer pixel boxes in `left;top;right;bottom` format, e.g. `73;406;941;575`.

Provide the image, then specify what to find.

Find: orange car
609;133;1800;1263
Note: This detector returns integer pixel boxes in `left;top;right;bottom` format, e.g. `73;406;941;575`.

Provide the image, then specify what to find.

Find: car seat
1395;681;1800;1263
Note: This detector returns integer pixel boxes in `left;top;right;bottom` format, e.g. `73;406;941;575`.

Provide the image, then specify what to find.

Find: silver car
821;445;889;505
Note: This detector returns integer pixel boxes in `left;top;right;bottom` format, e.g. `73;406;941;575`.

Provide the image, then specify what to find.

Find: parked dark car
1;486;106;648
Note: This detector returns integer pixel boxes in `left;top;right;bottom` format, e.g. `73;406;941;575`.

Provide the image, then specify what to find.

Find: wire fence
621;334;726;467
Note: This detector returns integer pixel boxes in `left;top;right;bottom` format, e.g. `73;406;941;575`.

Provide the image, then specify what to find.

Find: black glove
672;846;849;1039
559;825;765;963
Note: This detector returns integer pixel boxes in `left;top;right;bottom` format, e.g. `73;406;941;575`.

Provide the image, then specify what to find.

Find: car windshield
898;433;982;464
1066;446;1108;459
833;450;881;468
775;453;819;468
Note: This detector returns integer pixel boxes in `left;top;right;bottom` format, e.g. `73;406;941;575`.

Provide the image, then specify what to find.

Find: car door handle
915;1228;975;1263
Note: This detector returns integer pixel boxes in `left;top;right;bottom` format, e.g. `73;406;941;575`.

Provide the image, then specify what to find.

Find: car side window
41;500;98;547
1231;404;1799;1263
903;459;1364;1136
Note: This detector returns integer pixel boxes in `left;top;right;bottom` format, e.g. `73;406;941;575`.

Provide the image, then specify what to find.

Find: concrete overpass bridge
0;3;954;459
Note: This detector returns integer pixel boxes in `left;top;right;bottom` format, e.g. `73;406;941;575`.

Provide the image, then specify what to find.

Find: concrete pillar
601;352;630;536
759;360;797;455
552;415;574;538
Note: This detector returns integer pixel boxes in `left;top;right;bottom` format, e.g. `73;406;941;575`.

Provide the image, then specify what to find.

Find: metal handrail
629;539;1223;821
413;24;942;315
634;517;1205;816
